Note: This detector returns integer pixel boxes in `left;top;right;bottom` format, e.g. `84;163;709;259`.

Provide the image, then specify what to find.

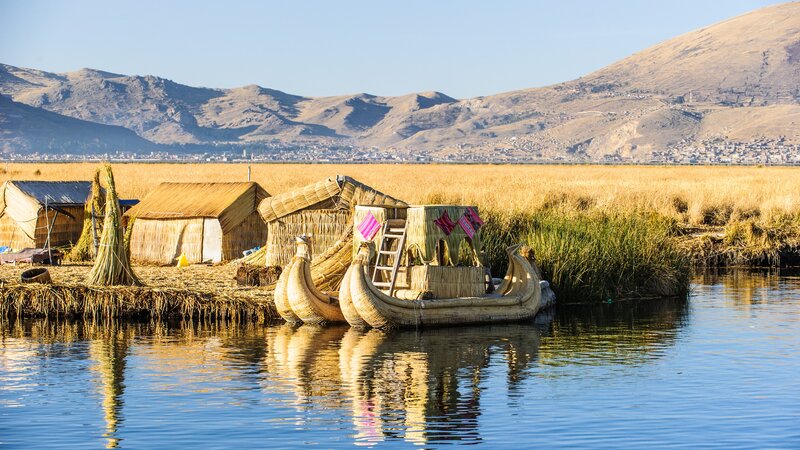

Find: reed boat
274;236;346;325
342;243;542;329
274;255;303;324
338;263;370;328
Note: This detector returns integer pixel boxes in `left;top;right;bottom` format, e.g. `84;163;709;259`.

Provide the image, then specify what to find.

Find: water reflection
88;322;130;448
0;294;692;447
265;324;348;408
337;325;542;445
542;296;689;367
696;267;800;309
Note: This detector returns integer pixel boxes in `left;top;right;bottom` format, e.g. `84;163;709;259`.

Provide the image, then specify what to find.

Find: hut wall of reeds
125;182;269;265
409;265;486;298
258;175;406;267
405;205;482;266
0;181;91;249
264;209;351;266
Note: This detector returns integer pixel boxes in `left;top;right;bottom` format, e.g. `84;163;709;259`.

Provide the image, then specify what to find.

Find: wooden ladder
371;218;407;295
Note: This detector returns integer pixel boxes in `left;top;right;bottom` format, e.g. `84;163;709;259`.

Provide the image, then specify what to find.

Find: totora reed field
4;163;800;302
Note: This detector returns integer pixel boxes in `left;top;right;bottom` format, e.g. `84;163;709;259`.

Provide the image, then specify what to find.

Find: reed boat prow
345;243;542;329
277;236;346;325
274;257;302;324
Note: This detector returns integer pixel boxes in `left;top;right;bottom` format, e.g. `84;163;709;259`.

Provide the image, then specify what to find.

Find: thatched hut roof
0;181;92;247
258;175;406;222
125;182;269;232
0;181;92;211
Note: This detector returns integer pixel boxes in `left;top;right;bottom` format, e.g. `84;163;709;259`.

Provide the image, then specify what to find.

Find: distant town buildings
3;137;800;165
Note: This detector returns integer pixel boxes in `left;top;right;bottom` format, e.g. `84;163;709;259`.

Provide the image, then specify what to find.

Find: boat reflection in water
264;295;687;446
1;294;688;447
336;325;540;446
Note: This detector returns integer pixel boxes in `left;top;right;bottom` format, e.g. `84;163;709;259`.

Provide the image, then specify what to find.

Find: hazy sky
0;0;782;98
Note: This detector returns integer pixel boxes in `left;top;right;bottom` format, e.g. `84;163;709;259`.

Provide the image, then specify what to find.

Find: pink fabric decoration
458;214;476;239
357;212;381;241
466;207;484;229
433;210;457;235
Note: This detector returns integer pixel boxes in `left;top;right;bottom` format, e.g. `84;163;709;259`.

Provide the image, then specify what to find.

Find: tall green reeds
480;210;690;302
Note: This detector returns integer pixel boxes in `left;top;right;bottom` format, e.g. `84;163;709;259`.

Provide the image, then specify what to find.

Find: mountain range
2;2;800;162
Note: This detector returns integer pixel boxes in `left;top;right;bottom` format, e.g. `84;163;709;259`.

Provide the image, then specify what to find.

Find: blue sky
0;0;782;98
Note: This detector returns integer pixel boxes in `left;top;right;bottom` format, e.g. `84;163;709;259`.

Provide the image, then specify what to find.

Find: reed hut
0;180;92;249
258;175;406;267
353;204;487;299
125;182;269;265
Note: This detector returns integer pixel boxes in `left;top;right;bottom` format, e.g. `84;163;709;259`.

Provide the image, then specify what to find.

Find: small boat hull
338;263;370;328
343;244;542;329
274;236;347;325
274;257;302;324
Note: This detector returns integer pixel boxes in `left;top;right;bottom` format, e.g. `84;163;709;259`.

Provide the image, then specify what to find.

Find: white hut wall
129;218;204;265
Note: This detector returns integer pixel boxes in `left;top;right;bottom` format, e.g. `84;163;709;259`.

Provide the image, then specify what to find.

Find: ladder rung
378;250;396;255
373;281;391;288
384;233;404;239
375;265;393;271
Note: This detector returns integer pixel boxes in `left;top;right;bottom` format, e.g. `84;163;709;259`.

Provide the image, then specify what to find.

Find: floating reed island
0;263;279;321
0;165;278;322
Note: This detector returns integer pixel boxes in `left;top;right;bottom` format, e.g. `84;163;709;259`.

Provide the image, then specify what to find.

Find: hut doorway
202;218;223;263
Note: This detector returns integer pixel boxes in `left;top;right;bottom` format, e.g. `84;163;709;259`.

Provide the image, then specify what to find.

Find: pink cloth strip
466;207;484;228
458;214;476;239
357;212;381;240
433;210;457;235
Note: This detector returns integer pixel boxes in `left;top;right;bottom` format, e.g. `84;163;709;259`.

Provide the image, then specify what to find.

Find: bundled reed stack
86;165;141;286
68;168;105;262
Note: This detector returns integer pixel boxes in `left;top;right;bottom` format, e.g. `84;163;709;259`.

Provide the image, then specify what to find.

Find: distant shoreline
5;160;800;167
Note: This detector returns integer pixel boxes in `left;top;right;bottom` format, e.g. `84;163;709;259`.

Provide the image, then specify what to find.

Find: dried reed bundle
235;264;281;286
238;246;266;266
68;169;105;261
309;227;353;292
86;165;141;286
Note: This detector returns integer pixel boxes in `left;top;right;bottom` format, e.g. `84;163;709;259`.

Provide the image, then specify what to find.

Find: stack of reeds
68;169;105;261
235;264;281;286
309;227;354;292
86;165;141;286
238;246;266;266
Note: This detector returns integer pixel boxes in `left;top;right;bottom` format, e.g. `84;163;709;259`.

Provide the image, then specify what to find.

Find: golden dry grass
3;163;800;225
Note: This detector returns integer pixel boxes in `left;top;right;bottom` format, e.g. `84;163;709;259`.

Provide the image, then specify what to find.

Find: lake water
2;271;799;448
